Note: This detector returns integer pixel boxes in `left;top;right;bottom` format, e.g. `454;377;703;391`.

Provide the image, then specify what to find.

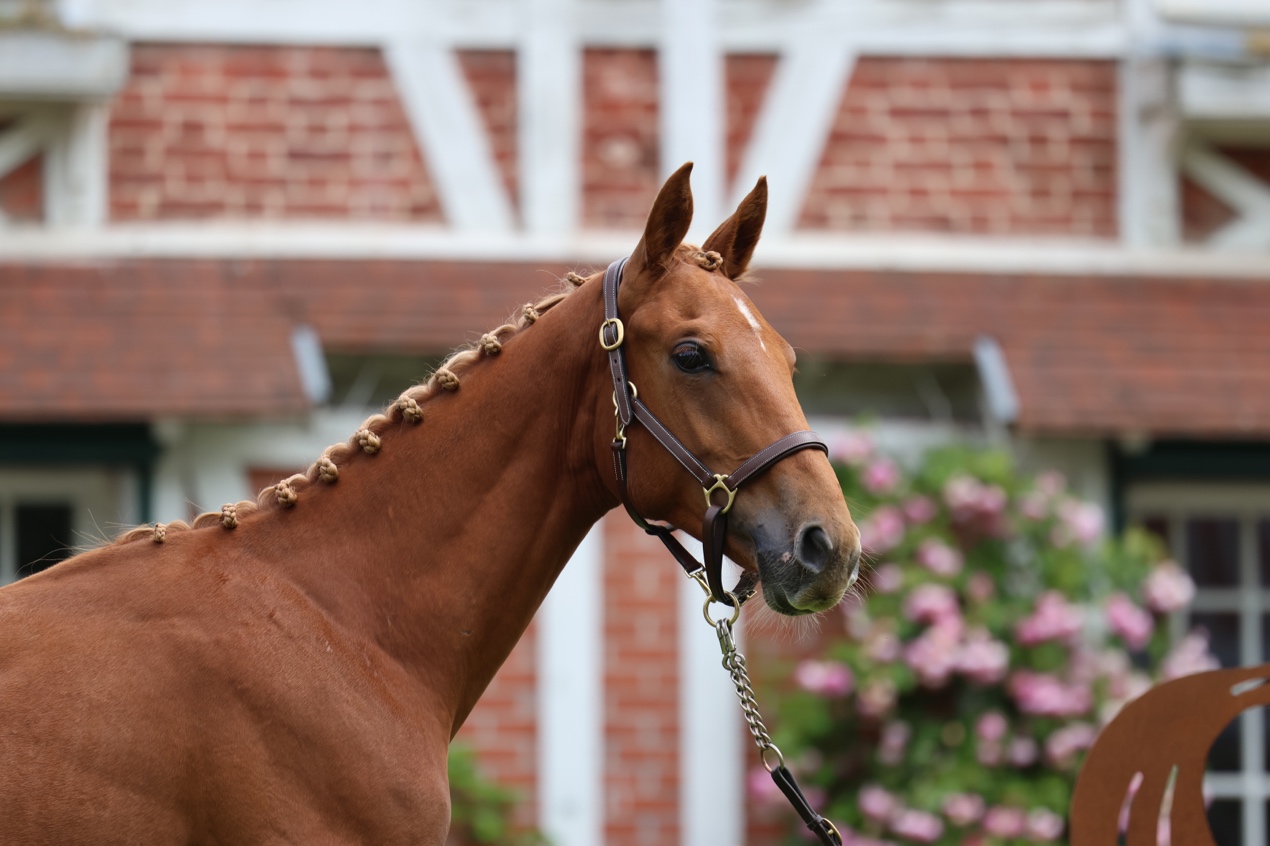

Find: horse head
602;163;861;616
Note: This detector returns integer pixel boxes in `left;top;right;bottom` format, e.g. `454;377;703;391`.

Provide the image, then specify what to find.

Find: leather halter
601;257;829;607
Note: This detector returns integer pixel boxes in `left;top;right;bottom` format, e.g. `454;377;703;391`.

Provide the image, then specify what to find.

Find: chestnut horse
0;164;859;845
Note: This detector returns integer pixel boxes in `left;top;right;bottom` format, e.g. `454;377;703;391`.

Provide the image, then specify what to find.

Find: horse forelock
110;271;596;548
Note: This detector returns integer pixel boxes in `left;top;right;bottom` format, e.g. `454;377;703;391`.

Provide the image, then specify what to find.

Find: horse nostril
794;524;833;575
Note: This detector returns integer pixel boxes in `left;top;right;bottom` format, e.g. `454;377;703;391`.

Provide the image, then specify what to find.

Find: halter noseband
600;257;829;608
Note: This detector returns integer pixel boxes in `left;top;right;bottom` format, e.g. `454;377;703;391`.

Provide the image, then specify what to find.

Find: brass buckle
599;318;625;350
703;474;737;514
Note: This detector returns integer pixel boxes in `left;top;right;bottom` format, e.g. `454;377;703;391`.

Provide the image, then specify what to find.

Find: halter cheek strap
600;257;829;607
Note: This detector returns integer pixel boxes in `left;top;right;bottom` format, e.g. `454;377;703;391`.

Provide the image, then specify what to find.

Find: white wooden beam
0;112;55;181
660;0;723;235
519;0;580;235
43;102;110;229
1182;142;1270;250
384;39;516;233
733;44;855;235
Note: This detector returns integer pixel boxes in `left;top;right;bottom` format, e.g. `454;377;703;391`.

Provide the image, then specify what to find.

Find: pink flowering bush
766;441;1213;846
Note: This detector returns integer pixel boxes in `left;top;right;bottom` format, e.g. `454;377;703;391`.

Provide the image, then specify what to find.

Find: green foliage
447;744;548;846
759;436;1212;845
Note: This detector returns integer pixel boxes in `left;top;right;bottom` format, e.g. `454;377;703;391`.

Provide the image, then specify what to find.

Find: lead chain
714;618;786;771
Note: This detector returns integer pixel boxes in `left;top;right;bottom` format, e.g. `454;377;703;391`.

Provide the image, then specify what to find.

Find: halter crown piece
600;257;843;846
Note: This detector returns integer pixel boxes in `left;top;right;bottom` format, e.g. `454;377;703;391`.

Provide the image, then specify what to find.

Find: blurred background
2;0;1270;843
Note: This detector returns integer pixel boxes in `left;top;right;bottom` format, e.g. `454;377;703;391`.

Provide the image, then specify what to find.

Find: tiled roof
3;258;1269;438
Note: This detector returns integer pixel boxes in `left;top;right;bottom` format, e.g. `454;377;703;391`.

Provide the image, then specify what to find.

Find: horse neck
258;281;613;732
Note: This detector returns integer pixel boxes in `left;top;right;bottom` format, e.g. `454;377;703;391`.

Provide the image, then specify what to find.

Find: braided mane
113;271;593;547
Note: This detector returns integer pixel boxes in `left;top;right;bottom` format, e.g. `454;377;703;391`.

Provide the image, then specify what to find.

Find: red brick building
4;0;1270;842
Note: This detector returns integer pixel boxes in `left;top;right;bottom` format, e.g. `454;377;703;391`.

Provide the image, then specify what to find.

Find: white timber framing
660;0;723;235
520;0;580;235
1181;140;1270;251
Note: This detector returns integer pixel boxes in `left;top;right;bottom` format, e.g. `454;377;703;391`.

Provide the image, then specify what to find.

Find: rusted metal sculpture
1070;665;1270;845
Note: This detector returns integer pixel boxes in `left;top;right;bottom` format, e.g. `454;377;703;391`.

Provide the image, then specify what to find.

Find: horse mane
113;271;594;547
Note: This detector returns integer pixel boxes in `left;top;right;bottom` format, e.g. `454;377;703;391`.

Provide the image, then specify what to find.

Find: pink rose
878;720;911;765
905;619;964;688
1009;671;1092;718
902;495;937;524
982;806;1027;839
1036;471;1066;496
965;572;995;603
859;784;897;823
747;766;783;805
1162;630;1221;680
954;629;1010;685
1008;736;1039;767
1143;562;1196;613
1051;499;1104;549
1015;591;1083;646
829;431;874;466
863;458;901;494
794;660;853;697
942;792;985;827
1044;722;1097;768
871;562;904;594
1106;593;1154;651
860;506;905;554
916;538;963;577
976;711;1008;743
903;584;960;625
866;631;902;663
1027;808;1065;841
857;678;897;719
889;809;944;843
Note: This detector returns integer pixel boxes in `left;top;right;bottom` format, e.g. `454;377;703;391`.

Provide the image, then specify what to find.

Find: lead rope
698;583;844;846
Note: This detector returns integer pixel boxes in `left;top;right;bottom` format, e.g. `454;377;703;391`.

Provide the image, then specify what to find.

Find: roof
2;258;1269;438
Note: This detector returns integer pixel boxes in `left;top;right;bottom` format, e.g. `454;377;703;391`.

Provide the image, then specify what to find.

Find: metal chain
713;617;785;771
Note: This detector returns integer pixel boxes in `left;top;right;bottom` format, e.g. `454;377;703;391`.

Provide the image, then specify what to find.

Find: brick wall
458;50;518;213
583;49;660;229
109;45;442;221
725;53;777;194
604;512;681;846
801;57;1118;237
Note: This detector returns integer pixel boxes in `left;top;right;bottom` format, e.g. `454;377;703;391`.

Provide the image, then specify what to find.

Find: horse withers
0;164;860;845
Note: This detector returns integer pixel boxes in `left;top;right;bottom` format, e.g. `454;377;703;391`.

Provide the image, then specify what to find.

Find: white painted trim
973;336;1019;425
0;30;128;100
519;0;580;235
1180;62;1270;123
731;45;855;235
384;40;516;233
1181;143;1270;251
660;0;723;234
1117;56;1181;247
538;525;603;846
678;537;743;846
8;224;1270;278
1155;0;1270;28
43;102;110;229
0;110;55;181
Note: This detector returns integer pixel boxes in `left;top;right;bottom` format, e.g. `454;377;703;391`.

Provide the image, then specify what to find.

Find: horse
0;163;860;845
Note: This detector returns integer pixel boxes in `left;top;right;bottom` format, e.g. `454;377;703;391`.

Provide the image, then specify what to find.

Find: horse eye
672;342;711;374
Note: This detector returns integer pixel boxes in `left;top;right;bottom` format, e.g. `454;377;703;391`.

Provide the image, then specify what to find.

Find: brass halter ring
599;317;625;350
703;473;737;514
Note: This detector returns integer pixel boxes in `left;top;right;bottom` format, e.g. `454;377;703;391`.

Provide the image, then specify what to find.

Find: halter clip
704;474;738;514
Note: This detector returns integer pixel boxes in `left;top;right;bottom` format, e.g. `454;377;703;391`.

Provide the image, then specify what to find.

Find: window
1129;485;1270;846
0;469;127;585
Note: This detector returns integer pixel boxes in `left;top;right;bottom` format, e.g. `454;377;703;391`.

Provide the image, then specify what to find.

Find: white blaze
733;296;766;351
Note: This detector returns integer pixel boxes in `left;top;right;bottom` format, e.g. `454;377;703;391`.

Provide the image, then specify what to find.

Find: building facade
4;0;1270;843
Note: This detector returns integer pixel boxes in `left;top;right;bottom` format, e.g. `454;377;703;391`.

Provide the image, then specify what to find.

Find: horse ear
629;162;695;277
702;176;767;279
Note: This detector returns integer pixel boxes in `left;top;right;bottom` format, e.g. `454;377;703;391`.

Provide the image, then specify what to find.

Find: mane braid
110;273;594;547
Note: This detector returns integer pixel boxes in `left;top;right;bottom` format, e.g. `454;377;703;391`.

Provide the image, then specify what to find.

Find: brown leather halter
601;257;829;607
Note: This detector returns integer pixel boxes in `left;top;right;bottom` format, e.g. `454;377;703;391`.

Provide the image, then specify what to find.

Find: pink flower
1143;562;1196;613
857;678;897;719
954;629;1010;685
976;712;1008;743
1036;471;1066;497
905;619;964;687
1051;499;1104;549
1015;591;1084;646
1027;808;1065;841
1162;630;1221;680
903;584;960;625
1009;671;1092;718
916;538;963;577
889;809;944;843
747;766;783;805
866;630;902;663
1008;736;1039;767
944;476;1008;535
863;458;901;494
829;431;874;466
860;506;905;554
902;495;938;524
859;784;897;823
942;793;985;827
1106;593;1154;651
965;572;995;603
871;562;904;594
1045;722;1097;768
878;720;911;765
976;740;1003;767
982;806;1027;839
1020;492;1048;521
795;660;854;697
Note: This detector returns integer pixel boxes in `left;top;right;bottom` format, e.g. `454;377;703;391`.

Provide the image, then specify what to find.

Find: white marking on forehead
733;296;766;350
